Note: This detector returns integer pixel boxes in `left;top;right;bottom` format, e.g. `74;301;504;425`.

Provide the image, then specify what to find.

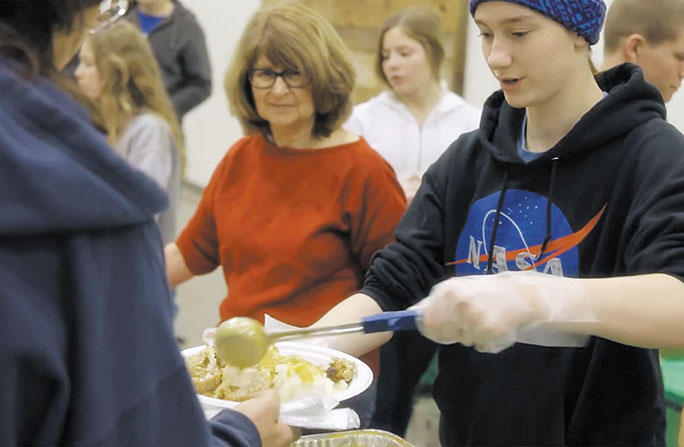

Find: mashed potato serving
186;345;356;402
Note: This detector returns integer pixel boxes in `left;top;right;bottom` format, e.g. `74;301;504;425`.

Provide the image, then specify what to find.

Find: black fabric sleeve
622;120;684;281
362;142;457;311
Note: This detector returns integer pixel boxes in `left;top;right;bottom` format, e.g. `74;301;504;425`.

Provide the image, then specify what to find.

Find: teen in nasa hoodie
363;61;684;445
313;0;684;444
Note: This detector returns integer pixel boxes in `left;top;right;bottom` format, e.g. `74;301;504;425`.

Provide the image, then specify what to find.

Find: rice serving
186;345;355;402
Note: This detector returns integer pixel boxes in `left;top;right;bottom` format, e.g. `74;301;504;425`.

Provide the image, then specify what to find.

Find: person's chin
502;92;529;109
663;87;678;103
391;82;413;96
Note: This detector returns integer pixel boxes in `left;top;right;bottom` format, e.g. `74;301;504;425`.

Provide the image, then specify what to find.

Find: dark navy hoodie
0;64;260;446
363;64;684;446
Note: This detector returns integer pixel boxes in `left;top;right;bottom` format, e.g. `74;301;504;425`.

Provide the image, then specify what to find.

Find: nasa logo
449;190;605;277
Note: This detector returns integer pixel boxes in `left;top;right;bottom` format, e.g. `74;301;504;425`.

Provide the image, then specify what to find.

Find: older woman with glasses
164;1;407;426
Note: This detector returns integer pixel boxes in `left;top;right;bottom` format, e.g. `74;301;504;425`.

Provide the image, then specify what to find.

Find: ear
570;31;589;51
624;34;647;63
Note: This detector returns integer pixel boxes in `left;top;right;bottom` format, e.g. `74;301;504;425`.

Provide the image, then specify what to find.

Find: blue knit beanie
469;0;606;45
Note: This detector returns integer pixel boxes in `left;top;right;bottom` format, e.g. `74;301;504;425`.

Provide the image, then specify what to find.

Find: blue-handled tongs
265;309;421;342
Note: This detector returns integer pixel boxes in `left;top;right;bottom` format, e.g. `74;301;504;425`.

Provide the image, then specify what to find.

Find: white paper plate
182;341;373;409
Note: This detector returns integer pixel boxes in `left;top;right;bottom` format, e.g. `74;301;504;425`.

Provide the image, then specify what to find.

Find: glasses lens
283;71;307;88
250;69;276;88
249;69;308;88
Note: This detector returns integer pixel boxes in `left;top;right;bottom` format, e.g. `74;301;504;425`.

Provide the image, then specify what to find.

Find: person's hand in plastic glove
415;271;594;353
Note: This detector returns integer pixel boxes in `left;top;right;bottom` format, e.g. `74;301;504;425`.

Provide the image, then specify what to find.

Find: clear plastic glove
415;271;596;353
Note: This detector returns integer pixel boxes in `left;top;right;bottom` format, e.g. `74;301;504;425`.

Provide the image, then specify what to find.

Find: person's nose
486;37;513;71
270;75;290;95
384;53;399;71
677;61;684;82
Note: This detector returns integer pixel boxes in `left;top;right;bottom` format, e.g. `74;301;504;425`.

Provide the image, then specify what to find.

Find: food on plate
326;357;356;384
185;344;356;402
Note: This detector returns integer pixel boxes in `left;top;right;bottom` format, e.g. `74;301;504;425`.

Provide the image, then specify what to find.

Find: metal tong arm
267;322;365;342
265;309;420;343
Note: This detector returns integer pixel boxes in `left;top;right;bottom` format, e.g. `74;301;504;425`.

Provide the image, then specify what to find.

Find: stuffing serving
185;345;356;402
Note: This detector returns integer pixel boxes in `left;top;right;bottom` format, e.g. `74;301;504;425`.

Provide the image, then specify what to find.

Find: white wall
184;1;684;187
181;1;260;187
462;0;684;132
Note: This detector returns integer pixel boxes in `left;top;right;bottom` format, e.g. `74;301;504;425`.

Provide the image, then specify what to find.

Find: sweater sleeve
209;410;262;447
175;152;225;274
361;140;460;311
347;153;407;271
119;115;174;191
623;121;684;281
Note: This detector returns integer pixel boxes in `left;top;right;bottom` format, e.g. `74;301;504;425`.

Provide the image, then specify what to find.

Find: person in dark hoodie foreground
0;2;296;446
312;0;684;445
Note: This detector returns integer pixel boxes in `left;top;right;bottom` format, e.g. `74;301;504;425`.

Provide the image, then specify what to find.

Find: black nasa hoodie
363;64;684;446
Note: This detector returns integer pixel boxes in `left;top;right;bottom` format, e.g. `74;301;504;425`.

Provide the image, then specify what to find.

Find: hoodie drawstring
486;170;509;274
535;156;559;263
485;157;560;273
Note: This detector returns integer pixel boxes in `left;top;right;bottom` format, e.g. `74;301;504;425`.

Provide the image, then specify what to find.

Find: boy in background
602;0;684;102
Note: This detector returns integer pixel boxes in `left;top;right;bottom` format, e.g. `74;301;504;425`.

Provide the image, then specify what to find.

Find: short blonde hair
376;7;445;86
224;1;355;139
604;0;684;53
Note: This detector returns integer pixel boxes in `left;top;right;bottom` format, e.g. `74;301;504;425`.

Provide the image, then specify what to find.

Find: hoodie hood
0;64;167;236
478;63;666;165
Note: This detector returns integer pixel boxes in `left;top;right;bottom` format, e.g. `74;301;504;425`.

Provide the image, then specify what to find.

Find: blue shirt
517;92;609;163
517;114;544;163
137;11;166;34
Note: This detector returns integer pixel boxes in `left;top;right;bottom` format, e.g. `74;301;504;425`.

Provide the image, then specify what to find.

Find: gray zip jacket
126;0;212;120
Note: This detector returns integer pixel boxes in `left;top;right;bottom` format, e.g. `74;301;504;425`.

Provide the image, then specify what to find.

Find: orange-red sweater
176;135;406;368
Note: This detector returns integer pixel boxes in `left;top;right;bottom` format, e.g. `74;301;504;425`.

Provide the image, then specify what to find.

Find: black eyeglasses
91;0;128;34
248;68;308;89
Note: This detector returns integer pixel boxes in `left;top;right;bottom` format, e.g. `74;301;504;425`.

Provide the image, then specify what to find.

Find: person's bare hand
401;174;422;203
234;390;300;447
